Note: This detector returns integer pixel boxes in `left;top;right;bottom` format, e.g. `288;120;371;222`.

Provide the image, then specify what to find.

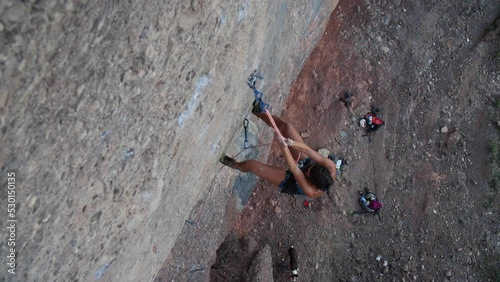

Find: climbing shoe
252;99;265;115
219;154;239;169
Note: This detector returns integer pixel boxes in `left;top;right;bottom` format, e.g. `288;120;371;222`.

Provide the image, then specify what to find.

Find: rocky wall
0;0;337;281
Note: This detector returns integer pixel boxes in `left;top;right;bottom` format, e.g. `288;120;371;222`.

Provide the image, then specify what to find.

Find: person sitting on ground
220;100;336;198
360;106;385;132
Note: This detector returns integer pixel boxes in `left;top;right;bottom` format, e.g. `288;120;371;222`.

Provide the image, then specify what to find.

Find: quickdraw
246;69;269;111
243;118;249;149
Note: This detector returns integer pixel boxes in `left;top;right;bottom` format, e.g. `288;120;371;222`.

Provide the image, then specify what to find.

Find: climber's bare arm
287;140;337;179
278;139;324;198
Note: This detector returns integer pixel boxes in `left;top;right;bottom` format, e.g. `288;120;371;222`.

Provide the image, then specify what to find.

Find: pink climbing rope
264;109;301;162
264;109;283;138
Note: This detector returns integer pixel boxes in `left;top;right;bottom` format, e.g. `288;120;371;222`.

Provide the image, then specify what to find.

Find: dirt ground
211;0;500;281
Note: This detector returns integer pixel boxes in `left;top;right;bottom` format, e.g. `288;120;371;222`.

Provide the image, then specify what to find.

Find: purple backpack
368;200;383;210
360;192;383;220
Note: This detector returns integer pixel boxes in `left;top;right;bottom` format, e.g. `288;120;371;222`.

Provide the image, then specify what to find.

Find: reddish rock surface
212;0;500;281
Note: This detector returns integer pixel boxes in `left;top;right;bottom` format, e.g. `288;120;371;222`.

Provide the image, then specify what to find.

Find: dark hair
308;165;334;192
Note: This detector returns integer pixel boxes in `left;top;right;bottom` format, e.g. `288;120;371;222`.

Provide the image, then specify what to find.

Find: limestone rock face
0;0;338;281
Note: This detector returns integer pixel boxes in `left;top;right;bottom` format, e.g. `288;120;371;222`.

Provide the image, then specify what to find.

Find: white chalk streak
178;76;210;128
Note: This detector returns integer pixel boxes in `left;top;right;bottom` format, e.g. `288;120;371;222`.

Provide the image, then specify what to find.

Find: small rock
122;69;133;82
300;132;310;138
267;199;276;206
353;266;362;275
5;2;26;23
441;128;460;153
383;265;389;274
274;207;281;214
95;263;111;280
77;84;86;96
123;148;135;159
65;0;74;11
445;269;452;278
243;237;259;254
28;196;37;209
248;206;254;210
441;126;448;133
381;46;390;53
318;148;330;157
42;214;51;223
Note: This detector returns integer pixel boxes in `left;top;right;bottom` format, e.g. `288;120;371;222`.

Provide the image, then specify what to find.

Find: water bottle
336;159;342;176
289;246;299;280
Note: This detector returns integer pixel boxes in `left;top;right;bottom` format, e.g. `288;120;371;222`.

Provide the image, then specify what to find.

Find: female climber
219;100;336;198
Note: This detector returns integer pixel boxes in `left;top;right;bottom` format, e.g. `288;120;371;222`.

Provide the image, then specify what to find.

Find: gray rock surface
247;245;274;282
